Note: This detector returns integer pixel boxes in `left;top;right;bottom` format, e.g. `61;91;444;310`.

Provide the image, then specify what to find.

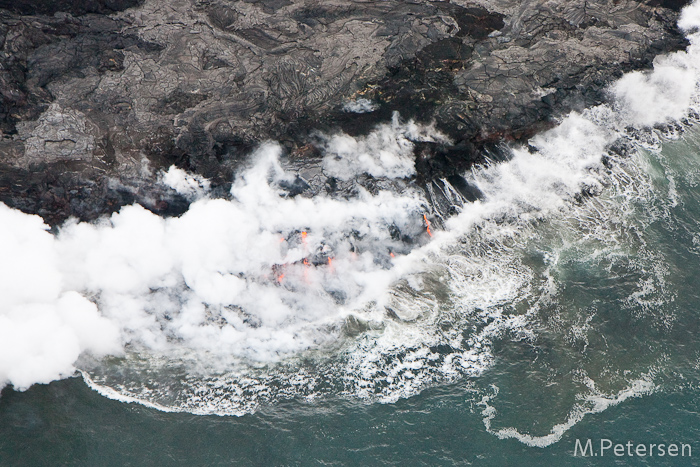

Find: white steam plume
0;128;434;391
322;112;449;180
161;166;210;200
0;204;120;390
611;2;700;127
342;98;379;114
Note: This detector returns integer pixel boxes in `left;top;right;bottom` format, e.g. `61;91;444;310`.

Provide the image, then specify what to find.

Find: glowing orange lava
423;214;433;237
301;231;308;254
302;258;310;282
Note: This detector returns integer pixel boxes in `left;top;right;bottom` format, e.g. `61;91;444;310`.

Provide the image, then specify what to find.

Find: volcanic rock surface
0;0;690;224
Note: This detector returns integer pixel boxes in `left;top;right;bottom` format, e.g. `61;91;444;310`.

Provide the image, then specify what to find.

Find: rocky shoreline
0;0;691;225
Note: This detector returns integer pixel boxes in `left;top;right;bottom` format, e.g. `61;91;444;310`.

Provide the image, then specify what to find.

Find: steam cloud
612;2;700;127
322;112;450;180
0;123;436;390
0;205;120;390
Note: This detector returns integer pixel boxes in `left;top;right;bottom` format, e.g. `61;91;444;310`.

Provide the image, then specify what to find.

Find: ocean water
3;3;700;466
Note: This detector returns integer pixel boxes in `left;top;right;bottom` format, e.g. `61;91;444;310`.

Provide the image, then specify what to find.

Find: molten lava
423;214;433;237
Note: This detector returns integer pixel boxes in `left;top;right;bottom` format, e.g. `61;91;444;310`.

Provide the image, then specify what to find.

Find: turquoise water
3;123;700;465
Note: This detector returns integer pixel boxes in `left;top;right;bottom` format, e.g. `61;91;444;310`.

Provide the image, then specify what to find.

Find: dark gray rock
0;0;691;224
0;0;143;17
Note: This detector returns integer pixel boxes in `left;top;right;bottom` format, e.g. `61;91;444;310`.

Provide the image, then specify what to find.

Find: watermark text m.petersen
574;439;691;458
